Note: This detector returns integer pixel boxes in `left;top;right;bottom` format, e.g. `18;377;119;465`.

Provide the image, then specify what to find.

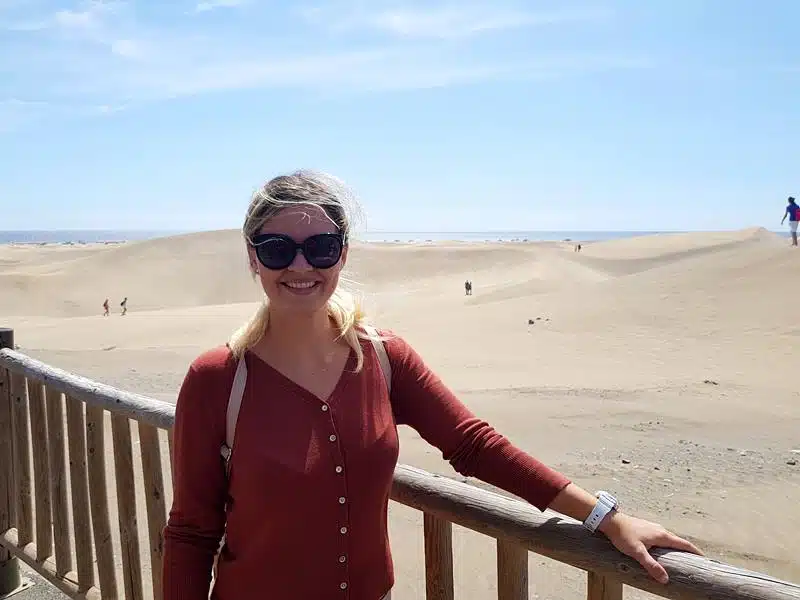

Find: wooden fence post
0;327;22;597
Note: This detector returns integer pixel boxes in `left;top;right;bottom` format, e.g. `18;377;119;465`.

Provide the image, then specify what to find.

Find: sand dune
2;227;799;595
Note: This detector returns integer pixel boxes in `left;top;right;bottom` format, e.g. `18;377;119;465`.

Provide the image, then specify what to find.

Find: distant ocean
0;229;789;245
0;230;179;244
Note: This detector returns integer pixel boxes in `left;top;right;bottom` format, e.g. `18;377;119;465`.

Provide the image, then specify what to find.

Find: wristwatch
583;491;618;533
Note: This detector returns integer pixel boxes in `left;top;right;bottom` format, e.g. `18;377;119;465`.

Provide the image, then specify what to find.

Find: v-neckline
246;346;355;405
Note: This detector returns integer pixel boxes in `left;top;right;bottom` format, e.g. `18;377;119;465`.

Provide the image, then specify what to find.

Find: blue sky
0;0;797;232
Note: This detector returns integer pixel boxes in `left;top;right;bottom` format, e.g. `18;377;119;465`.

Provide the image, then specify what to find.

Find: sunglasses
250;232;345;270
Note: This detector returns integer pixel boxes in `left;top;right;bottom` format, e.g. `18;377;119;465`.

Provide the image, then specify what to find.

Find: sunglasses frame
249;232;345;270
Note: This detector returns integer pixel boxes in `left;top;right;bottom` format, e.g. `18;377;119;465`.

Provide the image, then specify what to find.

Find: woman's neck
263;308;340;359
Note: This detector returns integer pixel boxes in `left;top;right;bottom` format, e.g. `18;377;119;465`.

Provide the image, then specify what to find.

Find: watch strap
583;492;617;532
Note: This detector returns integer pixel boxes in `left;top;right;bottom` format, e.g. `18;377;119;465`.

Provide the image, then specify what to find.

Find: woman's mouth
281;280;320;295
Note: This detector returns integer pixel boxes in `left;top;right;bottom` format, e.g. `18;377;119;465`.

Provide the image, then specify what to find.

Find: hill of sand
1;228;799;598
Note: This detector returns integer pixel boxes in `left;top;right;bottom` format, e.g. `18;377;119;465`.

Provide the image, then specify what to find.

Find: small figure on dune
781;196;798;247
103;298;109;316
464;280;473;296
120;297;128;316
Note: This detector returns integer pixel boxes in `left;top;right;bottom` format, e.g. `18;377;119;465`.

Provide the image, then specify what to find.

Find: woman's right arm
163;358;229;600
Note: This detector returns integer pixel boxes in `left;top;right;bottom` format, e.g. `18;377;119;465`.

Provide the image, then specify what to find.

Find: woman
163;170;701;600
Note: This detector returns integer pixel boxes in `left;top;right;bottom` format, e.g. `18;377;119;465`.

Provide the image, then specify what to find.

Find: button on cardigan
163;330;571;600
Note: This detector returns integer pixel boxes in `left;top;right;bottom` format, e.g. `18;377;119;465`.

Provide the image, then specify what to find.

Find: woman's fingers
663;532;703;556
631;544;669;584
646;528;704;556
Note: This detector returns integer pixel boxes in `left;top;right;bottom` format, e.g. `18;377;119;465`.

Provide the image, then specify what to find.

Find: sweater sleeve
384;333;571;511
163;350;232;600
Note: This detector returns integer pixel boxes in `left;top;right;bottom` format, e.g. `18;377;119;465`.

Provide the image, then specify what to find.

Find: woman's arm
162;354;230;600
385;334;570;510
384;333;701;584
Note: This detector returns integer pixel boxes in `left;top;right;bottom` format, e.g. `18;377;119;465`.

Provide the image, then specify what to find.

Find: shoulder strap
362;325;392;395
220;356;248;476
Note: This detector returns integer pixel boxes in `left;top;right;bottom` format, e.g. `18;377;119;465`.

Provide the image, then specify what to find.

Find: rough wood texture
86;405;119;599
391;465;800;600
423;513;454;600
497;539;528;600
46;387;73;577
65;394;94;589
588;571;624;600
138;422;167;600
0;328;21;596
27;379;54;561
10;371;33;548
1;528;102;600
111;413;144;600
0;368;13;537
0;349;175;429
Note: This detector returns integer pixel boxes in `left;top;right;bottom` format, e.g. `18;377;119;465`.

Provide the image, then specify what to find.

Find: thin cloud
2;20;50;31
0;99;49;132
299;2;611;39
0;98;111;132
53;0;124;29
194;0;247;13
0;0;644;132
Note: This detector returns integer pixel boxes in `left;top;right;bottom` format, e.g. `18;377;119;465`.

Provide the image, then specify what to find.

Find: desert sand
1;227;799;599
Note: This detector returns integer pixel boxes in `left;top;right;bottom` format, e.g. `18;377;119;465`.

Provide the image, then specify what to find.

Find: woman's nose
287;248;312;271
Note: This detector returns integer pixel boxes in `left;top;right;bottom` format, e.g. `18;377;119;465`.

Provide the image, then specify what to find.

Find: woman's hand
598;512;703;584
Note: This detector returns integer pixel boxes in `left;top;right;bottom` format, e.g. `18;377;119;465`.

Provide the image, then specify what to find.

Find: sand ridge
1;227;798;597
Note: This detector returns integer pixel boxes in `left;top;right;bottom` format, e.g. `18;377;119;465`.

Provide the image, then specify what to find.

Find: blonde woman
162;171;701;600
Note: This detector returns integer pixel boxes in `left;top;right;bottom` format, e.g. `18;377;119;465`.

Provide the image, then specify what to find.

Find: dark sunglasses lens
305;235;343;268
256;238;296;269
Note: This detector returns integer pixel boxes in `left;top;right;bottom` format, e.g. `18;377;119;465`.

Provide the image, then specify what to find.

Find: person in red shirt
781;196;799;247
162;170;701;600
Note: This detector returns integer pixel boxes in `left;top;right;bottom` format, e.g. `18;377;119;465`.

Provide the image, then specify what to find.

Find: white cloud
299;2;610;39
0;99;49;132
194;0;247;13
0;0;643;132
0;98;113;132
110;38;144;58
53;1;123;30
2;20;50;31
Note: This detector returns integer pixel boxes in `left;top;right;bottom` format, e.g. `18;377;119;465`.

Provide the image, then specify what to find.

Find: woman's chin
268;288;332;314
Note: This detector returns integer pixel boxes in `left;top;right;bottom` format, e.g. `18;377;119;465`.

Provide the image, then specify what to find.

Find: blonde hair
228;170;373;371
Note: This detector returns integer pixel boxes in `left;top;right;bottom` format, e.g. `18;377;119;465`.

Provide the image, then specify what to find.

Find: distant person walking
120;297;128;316
781;196;799;247
103;298;109;316
464;280;472;296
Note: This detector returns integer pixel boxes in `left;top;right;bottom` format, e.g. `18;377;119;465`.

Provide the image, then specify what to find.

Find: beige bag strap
362;325;391;395
220;356;248;477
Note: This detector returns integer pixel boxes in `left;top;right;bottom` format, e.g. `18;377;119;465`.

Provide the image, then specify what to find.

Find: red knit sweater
162;330;570;600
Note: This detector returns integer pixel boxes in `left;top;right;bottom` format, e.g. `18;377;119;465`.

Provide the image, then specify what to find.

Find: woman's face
248;205;348;316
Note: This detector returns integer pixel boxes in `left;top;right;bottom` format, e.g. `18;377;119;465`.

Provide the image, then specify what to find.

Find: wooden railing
0;327;798;600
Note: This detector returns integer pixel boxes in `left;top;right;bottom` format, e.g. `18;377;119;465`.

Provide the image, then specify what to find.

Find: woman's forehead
259;205;338;237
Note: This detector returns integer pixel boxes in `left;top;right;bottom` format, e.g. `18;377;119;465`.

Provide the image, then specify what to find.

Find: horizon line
0;226;776;234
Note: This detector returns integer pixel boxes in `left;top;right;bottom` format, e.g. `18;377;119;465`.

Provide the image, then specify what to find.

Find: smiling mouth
282;281;320;291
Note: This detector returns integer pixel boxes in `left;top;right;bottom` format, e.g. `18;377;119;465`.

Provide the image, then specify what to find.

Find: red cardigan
163;330;570;600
